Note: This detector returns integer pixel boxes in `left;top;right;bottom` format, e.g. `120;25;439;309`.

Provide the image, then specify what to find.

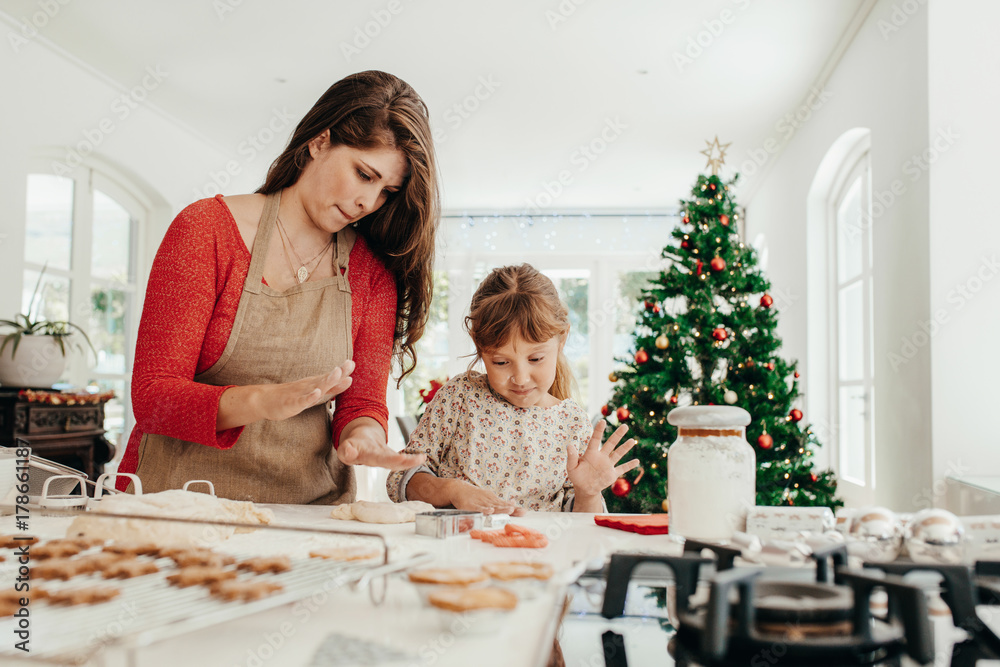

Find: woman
116;71;438;504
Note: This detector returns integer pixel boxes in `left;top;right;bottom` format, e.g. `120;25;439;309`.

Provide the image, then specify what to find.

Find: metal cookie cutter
415;510;483;538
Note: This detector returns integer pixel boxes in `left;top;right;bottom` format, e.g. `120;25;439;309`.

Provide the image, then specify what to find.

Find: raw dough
66;489;275;548
329;500;434;524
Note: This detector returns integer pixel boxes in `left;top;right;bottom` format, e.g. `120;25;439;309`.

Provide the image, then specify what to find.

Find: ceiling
1;0;868;212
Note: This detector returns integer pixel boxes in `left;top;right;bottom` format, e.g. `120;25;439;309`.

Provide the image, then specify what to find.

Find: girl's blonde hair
464;264;576;401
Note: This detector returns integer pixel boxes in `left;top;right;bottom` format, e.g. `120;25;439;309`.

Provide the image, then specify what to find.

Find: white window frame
24;157;150;458
827;152;875;505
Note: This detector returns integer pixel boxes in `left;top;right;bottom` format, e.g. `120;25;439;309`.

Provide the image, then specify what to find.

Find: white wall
928;1;1000;486
743;0;932;511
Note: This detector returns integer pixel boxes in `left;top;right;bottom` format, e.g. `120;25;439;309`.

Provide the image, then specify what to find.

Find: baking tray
0;505;433;665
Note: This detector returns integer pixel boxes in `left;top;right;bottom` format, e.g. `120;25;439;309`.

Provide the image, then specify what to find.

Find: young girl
387;264;638;513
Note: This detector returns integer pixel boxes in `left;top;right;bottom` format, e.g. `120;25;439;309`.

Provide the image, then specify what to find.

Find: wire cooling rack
0;505;433;665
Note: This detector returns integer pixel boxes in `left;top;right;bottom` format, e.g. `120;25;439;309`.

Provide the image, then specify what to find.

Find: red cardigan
117;195;395;490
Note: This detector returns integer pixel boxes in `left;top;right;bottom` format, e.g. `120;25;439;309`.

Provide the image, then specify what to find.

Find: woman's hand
567;421;639;503
337;416;426;470
447;480;525;516
261;359;356;420
217;359;355;430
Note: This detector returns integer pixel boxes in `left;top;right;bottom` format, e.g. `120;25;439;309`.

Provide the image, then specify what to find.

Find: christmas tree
602;138;841;514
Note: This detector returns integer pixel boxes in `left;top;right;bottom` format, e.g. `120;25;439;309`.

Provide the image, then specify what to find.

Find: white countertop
1;506;680;666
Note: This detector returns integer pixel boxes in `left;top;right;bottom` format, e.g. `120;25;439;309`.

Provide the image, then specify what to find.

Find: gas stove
558;540;1000;667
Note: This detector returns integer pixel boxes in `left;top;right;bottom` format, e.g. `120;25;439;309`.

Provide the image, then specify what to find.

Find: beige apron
132;192;357;505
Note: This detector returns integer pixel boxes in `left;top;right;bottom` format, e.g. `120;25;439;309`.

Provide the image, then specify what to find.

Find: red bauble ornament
789;409;803;422
696;260;703;276
746;359;755;368
711;327;728;341
709;183;716;191
719;214;730;226
760;294;774;308
757;433;773;449
611;478;632;497
616;406;630;421
681;240;690;249
810;473;819;483
794;371;800;379
710;256;726;272
766;362;775;371
652;304;661;314
601;404;611;417
635;349;649;364
669;395;679;405
644;299;656;311
683;215;690;224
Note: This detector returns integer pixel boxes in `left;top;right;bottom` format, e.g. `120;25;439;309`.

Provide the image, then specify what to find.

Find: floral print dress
386;371;593;512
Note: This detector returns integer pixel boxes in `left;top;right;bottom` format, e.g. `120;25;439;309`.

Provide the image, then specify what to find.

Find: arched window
22;162;149;452
807;129;875;507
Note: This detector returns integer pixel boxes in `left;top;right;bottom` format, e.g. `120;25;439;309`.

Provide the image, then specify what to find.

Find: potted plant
0;268;95;388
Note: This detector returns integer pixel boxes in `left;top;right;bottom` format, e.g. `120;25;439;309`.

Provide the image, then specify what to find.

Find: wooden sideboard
0;388;116;485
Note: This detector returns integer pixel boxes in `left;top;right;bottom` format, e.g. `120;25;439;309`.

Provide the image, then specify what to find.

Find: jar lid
667;405;751;428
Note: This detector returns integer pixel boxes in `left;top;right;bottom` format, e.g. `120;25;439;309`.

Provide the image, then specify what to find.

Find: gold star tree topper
700;136;732;175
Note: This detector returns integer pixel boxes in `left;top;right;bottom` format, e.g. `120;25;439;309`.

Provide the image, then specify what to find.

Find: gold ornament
608;372;618;383
661;499;670;513
655;334;669;350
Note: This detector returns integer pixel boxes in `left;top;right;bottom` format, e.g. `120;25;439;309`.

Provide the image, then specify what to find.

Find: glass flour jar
667;406;755;540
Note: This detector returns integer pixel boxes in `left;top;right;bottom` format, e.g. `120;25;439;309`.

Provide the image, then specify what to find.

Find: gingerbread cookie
0;535;39;549
103;542;160;557
79;551;133;571
166;567;238;588
407;568;488;586
46;587;121;606
482;562;554;581
102;560;160;579
308;546;380;562
32;558;93;580
169;550;236;568
237;556;292;574
209;580;283;602
32;541;86;560
428;586;518;612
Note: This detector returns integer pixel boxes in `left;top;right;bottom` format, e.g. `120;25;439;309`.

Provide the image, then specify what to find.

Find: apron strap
333;227;355;294
245;192;281;295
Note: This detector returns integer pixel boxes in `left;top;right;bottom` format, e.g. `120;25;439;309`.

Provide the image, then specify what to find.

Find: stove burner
601;544;935;666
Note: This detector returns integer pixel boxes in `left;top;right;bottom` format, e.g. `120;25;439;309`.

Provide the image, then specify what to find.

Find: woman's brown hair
258;70;439;382
464;264;576;401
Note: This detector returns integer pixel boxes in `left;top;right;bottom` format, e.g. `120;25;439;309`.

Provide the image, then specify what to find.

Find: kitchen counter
1;506;681;667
